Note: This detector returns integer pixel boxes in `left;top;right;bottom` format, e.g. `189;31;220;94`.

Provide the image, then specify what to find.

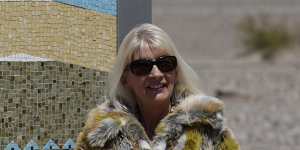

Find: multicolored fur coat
76;95;240;150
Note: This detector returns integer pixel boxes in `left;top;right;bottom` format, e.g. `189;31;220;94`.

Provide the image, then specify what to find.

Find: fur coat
76;95;240;150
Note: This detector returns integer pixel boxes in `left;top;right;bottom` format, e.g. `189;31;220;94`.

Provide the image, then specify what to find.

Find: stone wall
0;61;108;148
0;1;117;72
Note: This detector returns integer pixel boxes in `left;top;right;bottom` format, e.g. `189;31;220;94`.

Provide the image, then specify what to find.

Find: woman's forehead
131;48;171;60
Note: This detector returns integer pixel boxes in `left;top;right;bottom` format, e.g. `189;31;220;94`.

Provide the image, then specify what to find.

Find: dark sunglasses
128;56;177;76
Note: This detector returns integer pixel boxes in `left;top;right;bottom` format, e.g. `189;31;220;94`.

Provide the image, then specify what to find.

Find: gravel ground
153;0;300;149
192;62;300;150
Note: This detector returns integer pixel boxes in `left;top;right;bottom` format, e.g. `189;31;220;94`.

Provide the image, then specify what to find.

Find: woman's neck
138;100;170;139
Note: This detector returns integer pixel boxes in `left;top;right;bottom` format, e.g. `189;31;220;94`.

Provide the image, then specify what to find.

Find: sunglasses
128;56;177;76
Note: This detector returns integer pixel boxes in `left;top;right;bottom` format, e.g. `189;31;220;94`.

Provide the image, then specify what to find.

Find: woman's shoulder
80;100;139;136
76;100;150;150
156;95;225;136
176;94;224;113
153;94;240;149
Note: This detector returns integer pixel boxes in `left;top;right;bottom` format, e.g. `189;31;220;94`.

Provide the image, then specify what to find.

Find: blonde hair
108;23;202;112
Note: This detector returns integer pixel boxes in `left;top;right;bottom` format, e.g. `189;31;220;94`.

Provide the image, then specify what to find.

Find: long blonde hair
108;23;202;112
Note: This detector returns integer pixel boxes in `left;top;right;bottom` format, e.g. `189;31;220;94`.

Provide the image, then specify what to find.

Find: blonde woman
76;23;239;150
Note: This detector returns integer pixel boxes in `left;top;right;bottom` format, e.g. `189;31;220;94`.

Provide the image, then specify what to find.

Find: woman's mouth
146;83;166;93
148;84;164;89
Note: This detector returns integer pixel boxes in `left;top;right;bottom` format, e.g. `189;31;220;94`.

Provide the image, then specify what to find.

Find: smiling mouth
147;84;165;90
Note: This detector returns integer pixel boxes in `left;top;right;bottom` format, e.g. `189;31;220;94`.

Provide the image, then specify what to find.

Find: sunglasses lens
130;60;153;76
157;56;177;72
129;56;177;76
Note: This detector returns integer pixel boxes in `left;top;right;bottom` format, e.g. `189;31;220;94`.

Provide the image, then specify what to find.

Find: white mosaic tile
0;53;52;62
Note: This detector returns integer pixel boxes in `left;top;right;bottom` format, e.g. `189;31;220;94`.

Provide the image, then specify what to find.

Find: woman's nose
149;65;163;77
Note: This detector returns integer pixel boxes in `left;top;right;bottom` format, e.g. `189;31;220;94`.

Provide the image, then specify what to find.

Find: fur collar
76;95;237;150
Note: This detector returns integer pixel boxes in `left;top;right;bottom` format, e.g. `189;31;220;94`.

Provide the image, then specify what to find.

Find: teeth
149;84;163;89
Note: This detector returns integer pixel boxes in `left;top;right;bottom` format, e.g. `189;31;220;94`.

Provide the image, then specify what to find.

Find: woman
76;23;239;150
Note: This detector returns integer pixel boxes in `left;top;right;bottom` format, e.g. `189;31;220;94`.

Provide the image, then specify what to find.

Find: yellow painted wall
0;1;116;72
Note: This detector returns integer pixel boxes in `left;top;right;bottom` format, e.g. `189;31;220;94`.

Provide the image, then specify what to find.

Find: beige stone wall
0;1;116;72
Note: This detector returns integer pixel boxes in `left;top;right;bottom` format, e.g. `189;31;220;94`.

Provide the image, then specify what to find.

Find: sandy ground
153;0;300;149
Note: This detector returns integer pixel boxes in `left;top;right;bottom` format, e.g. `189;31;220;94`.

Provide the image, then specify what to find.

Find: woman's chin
142;86;173;104
149;92;171;103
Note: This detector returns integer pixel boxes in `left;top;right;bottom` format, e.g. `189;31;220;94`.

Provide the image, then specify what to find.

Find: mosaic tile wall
0;61;108;148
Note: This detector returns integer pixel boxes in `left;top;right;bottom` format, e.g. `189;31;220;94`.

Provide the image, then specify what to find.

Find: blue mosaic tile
5;141;21;150
43;139;59;150
63;138;75;149
54;0;117;16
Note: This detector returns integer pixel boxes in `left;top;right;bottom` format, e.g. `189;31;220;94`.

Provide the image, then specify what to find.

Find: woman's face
123;48;177;107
